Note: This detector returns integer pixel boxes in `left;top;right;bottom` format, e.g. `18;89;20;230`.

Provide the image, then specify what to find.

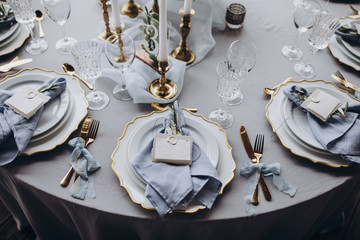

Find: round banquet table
0;0;360;239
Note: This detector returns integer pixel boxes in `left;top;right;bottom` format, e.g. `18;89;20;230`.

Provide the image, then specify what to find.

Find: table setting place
0;0;359;225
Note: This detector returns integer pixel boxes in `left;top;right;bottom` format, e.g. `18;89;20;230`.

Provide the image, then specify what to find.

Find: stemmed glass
7;0;48;54
105;33;135;101
41;0;77;54
208;59;248;129
282;0;321;60
227;40;257;72
294;13;339;78
71;41;109;111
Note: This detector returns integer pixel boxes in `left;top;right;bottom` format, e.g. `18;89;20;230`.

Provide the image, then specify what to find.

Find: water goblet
71;40;109;111
226;39;257;72
41;0;77;54
282;0;321;60
7;0;48;54
105;33;135;101
208;59;248;129
294;13;340;78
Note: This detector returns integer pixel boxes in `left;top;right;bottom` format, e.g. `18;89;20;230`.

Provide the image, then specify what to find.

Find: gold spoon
62;63;94;90
263;86;278;95
35;10;45;38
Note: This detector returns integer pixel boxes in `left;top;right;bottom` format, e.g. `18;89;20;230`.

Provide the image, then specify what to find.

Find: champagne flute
282;0;321;60
7;0;48;54
41;0;77;54
71;40;109;111
105;33;135;101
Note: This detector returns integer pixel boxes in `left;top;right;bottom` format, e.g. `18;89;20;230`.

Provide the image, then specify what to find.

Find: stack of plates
111;109;236;213
266;78;359;167
328;19;360;71
0;4;30;56
0;68;88;154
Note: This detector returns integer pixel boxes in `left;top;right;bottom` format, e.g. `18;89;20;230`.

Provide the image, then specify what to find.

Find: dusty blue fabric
335;30;360;45
0;16;16;29
131;101;222;216
240;162;296;217
68;137;101;200
283;85;360;163
0;77;66;166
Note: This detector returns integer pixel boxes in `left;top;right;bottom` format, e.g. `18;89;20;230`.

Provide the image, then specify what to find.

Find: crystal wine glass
294;13;340;78
71;40;109;111
226;39;257;72
41;0;77;54
282;0;321;60
7;0;48;54
208;59;248;129
105;33;135;101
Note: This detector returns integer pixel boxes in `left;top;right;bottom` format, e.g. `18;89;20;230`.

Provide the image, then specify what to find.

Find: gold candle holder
98;0;115;41
170;8;196;65
113;24;129;62
149;58;177;99
120;0;142;18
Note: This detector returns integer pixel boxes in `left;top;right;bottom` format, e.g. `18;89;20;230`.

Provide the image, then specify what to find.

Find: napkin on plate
0;15;16;30
335;23;360;45
130;101;222;216
0;77;66;166
283;85;360;163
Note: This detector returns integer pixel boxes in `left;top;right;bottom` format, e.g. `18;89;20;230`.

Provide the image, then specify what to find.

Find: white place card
5;87;50;119
301;88;341;122
152;133;193;165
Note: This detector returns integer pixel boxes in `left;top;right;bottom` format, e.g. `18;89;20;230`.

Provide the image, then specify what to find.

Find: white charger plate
0;75;70;137
266;78;356;168
0;68;88;155
0;24;29;56
111;109;236;213
335;36;360;64
283;85;348;151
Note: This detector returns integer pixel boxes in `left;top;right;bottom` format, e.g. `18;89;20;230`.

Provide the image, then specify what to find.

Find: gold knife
60;116;91;187
240;126;272;204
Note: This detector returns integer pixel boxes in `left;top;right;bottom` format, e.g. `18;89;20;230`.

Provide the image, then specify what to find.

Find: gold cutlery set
0;57;33;72
60;116;100;187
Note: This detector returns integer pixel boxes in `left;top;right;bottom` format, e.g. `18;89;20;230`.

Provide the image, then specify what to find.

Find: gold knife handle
259;174;272;201
60;167;74;187
251;184;259;205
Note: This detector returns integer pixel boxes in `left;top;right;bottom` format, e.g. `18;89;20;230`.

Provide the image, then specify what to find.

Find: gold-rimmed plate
266;78;358;168
0;24;29;56
111;109;236;213
0;68;88;155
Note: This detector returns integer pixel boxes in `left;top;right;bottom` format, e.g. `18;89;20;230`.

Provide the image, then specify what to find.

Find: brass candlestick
152;0;159;15
120;0;142;18
114;24;129;62
170;8;196;65
149;58;177;99
98;0;115;41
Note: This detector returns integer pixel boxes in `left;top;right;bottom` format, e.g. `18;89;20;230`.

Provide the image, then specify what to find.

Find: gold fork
252;134;272;204
332;70;359;91
60;118;100;187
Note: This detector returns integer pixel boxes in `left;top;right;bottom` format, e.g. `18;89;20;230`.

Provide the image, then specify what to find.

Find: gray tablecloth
0;0;359;239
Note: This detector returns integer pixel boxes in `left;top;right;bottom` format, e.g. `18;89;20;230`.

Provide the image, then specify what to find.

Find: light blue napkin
67;137;101;200
284;85;360;163
0;15;16;29
0;77;66;166
240;162;296;217
131;101;222;216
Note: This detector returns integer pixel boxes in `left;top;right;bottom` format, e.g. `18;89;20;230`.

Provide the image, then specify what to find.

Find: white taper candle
158;0;168;61
183;0;193;15
111;0;121;28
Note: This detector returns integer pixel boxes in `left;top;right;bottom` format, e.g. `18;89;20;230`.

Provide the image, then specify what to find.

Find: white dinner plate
0;68;88;155
111;109;236;213
266;78;357;167
127;113;220;187
283;85;348;151
0;24;29;56
328;18;360;71
335;36;360;64
0;75;70;137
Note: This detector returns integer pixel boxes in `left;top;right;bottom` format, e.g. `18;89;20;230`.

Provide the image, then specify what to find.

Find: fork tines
88;119;100;138
254;134;264;153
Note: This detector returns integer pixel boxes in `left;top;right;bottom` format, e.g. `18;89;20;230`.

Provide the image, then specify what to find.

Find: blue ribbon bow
68;137;101;200
240;162;296;217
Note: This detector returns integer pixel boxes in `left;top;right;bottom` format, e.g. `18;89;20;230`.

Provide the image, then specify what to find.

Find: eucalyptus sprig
38;83;59;93
0;3;14;21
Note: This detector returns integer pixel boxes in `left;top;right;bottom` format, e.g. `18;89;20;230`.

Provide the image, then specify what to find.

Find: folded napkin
0;77;66;166
284;85;360;163
67;137;101;200
131;101;222;216
0;15;16;29
240;162;296;217
335;24;360;45
102;57;186;104
0;3;16;30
